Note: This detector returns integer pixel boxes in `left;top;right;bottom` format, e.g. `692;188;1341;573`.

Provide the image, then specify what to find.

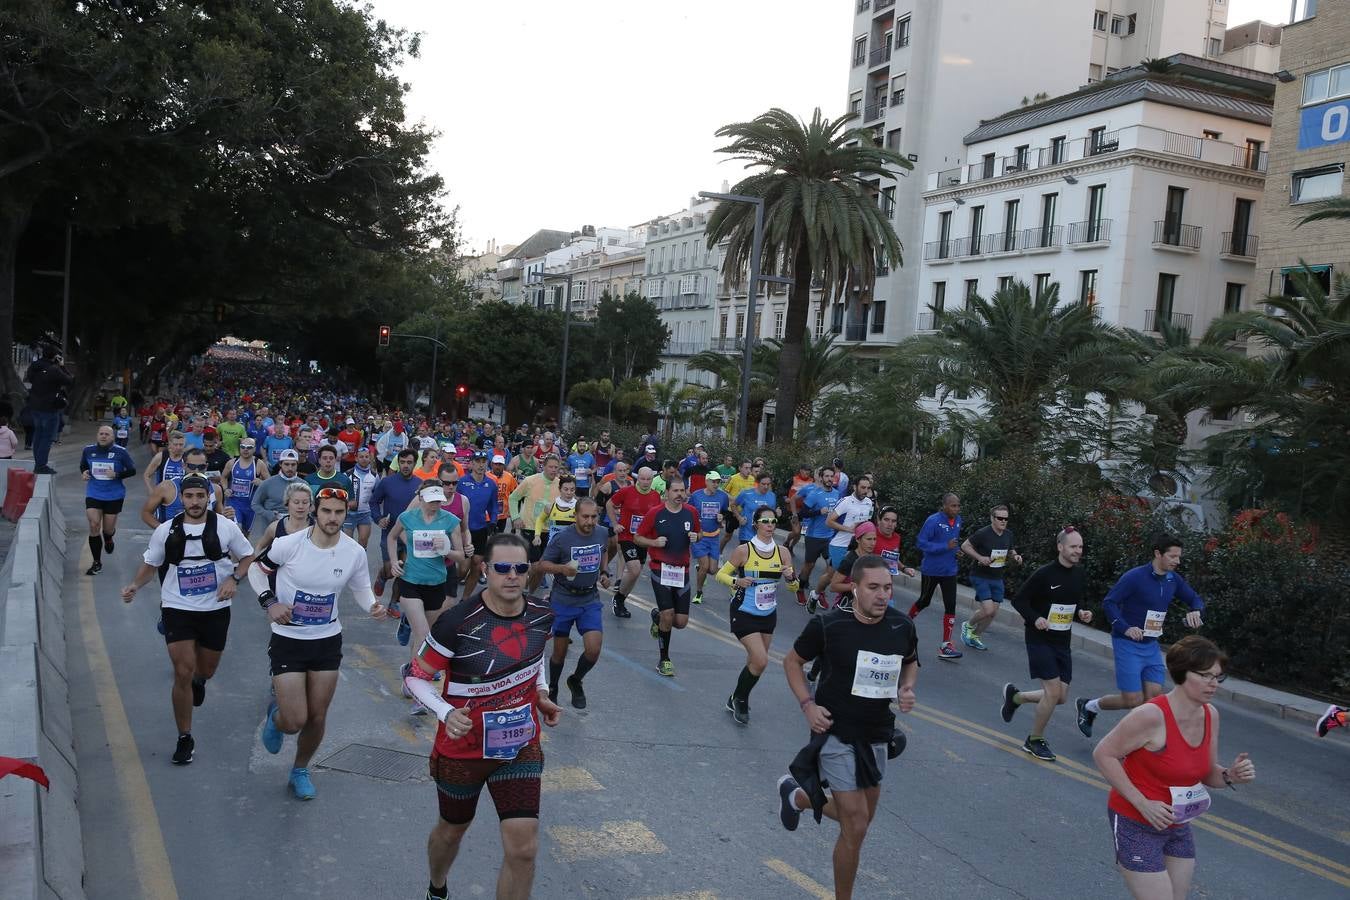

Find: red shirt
1108;696;1213;827
609;484;663;541
338;428;363;461
875;530;903;575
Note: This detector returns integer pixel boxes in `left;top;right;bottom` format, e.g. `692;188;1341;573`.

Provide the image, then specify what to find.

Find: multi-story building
1255;0;1350;302
840;0;1236;353
641;199;723;386
1216;20;1283;73
497;229;570;305
458;239;515;303
506;227;631;309
553;244;647;321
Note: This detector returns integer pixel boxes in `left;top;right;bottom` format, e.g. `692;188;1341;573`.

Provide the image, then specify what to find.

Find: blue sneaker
261;701;283;755
289;767;316;800
937;642;964;661
397;615;411;647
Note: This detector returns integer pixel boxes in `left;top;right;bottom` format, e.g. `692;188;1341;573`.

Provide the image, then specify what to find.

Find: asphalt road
48;446;1350;900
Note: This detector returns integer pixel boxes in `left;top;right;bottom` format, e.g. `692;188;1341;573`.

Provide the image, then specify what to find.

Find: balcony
1067;219;1112;245
868;44;892;68
985;231;1021;254
711;337;758;353
1019;225;1062;252
1235;147;1268;172
916;311;942;332
663;341;706;357
1145;310;1194;333
1220;232;1259;259
1153;220;1202;251
923;236;979;262
874;0;894;10
841;323;869;342
863;101;886;122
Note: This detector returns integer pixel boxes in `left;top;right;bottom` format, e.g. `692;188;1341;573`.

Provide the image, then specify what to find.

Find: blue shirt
566;452;596;489
183;432;205;450
799;485;843;539
111;414;132;441
692;489;729;534
457;473;499;531
81;443;137;501
734;488;777;540
263;434;293;465
370;472;422;522
398;508;461;585
917;510;963;576
1103;564;1204;640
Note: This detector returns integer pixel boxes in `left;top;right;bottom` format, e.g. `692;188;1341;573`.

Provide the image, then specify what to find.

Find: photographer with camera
26;344;73;475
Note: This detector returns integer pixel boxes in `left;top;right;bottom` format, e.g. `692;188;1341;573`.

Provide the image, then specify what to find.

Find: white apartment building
841;0;1234;352
523;227;633;309
917;54;1273;455
641;199;723;387
553;245;647;321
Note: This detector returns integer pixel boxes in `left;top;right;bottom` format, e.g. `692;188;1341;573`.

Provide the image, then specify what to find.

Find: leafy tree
687;349;772;439
814;351;934;452
706;108;911;442
750;333;855;434
648;377;700;446
589;292;670;383
568;377;652;423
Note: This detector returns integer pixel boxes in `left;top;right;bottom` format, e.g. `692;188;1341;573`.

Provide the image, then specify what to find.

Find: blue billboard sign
1298;98;1350;151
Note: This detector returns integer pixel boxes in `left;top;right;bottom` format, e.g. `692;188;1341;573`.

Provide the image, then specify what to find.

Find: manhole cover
316;743;428;782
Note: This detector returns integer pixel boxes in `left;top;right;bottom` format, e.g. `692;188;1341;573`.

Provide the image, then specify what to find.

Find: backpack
158;511;225;581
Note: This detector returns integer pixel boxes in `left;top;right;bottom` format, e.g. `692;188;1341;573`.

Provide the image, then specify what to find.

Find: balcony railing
916;311;943;332
710;337;759;352
1085;132;1122;156
1235;147;1269;171
1145;310;1194;333
843;323;869;342
1153;220;1202;250
1221;232;1259;258
924;236;982;261
1019;224;1063;251
1067;219;1111;244
986;230;1020;254
663;341;706;357
875;0;895;10
868;45;892;67
863;101;886;122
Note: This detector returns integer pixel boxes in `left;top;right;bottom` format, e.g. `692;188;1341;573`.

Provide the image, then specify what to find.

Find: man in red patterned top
404;532;561;900
605;466;663;619
634;476;699;677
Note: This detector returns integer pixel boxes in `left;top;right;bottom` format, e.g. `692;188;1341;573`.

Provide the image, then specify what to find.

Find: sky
368;0;1293;255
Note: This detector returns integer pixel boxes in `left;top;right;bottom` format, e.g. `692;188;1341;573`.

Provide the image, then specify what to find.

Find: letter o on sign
1322;105;1349;143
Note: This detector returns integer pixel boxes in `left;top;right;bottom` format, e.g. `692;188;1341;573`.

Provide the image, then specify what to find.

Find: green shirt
217;421;246;457
651;475;667;495
715;464;736;479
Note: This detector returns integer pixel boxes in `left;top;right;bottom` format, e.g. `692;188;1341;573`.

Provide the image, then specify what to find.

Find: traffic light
378;324;391;347
456;384;468;397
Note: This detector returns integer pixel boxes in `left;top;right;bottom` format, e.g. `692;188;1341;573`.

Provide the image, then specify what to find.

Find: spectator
26;344;73;475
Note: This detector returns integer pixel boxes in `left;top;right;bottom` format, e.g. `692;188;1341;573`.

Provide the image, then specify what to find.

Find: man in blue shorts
959;503;1022;651
1075;533;1205;737
536;498;611;709
690;470;729;605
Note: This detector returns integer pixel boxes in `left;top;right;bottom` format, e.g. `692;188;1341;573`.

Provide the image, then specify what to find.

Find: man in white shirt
826;476;875;572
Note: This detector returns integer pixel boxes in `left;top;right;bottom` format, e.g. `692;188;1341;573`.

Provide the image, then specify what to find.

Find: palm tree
687;350;769;439
750;332;856;435
706;108;911;442
1297;197;1350;226
903;280;1130;451
648;377;701;446
815;349;934;452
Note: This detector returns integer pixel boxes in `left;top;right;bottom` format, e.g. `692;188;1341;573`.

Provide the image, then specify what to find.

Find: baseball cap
419;484;447;503
179;474;212;494
472;450;488;460
491;454;506;464
645;444;656;452
705;470;722;481
279;449;300;461
694;442;704;449
419;437;437;450
345;417;355;425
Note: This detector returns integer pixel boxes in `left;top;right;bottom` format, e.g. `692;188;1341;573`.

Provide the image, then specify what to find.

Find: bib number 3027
851;651;901;699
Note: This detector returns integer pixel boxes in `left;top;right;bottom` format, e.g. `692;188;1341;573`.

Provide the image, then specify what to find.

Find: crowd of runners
70;350;1350;900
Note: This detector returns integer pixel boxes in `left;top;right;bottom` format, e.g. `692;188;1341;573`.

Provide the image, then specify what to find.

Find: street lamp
32;222;74;358
382;324;448;419
528;270;575;426
698;191;795;446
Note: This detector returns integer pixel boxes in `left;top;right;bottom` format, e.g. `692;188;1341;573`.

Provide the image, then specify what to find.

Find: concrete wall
0;471;85;900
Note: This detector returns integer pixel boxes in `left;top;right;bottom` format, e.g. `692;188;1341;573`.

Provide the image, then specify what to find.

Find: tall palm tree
648;377;701;446
904;280;1129;450
706;108;911;442
687;350;770;439
750;332;856;434
1297;197;1350;226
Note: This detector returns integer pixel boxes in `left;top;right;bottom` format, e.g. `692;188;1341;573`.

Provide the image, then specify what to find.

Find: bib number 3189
851;651;901;699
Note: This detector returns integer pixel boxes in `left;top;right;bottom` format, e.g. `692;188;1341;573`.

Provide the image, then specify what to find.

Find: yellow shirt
725;473;756;500
535;497;578;534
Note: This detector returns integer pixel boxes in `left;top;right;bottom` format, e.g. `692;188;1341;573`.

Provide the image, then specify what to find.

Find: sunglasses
185;463;208;471
756;518;778;525
491;562;531;575
441;479;459;486
993;515;1009;522
315;487;349;501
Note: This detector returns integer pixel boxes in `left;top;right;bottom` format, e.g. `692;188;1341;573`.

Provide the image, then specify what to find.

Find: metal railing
1153;220;1202;250
863;101;886;122
1085;132;1122;156
916;311;942;331
1221;232;1259;258
1067;219;1111;244
924;236;980;260
868;45;892;67
663;341;706;356
1235;147;1269;172
1019;224;1063;251
710;337;759;352
1144;310;1194;332
875;0;894;10
986;230;1020;253
843;323;869;342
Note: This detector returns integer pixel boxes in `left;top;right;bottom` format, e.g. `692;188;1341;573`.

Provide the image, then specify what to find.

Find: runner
249;486;388;799
594;460;632;575
1076;534;1205;738
490;454;517;532
111;406;133;448
634;476;698;676
716;504;798;724
826;522;880;611
960;504;1023;651
565;438;595;496
201;429;231;485
908;492;965;661
119;474;255;764
402;533;561;900
873;506;918;588
1000;527;1092;761
690;469;729;605
217;408;246;458
371;448;422;605
785;464;815;552
142;447;230;527
304;445;354;502
720;460;755;554
80;425;138;576
1093;636;1255;900
251;449;302;531
222;437;268;538
253;482;314;555
777;554;919;900
508;454;560;561
458;451;500;584
143;430;187;495
823;474;875;603
536;498;611;709
605;466;662;619
731;471;779;546
527;475;577;596
798;466;843;609
343;446;379;548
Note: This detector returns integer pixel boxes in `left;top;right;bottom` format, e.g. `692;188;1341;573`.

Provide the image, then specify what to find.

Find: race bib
412;529;443;558
115;428;129;440
1143;609;1166;638
751;581;777;611
176;562;218;597
881;548;900;575
91;460;116;480
989;548;1008;569
1048;603;1076;631
570;543;601;575
659;563;686;587
482;702;537;760
1169;783;1211;824
291;590;336;626
851;651;901;699
629;514;644;534
573;467;588;479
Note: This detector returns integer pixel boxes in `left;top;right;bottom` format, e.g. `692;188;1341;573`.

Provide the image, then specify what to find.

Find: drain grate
316;743;428;782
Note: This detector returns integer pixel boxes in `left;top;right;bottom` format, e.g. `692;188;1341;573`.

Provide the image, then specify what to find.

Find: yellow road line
763;858;833;900
81;578;179;900
546;820;667;862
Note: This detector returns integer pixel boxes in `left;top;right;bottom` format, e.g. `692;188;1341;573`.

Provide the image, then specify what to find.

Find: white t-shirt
350;465;378;514
830;495;875;548
265;528;373;640
143;515;253;612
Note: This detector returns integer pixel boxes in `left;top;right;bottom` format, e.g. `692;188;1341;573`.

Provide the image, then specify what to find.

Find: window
679;243;687;270
981;153;996;179
1155;273;1178;324
1208;37;1222;56
1079;269;1098;307
1040;192;1058;246
897;17;911;47
965;278;979;301
1089;125;1108;153
1281;265;1331;297
886;127;902;151
774;311;784;339
1224;282;1244;314
1093;9;1106;30
1163;186;1187;241
830;303;844;334
891;74;906;106
1203;129;1222;140
1292;166;1344;203
881;185;896;217
1050;135;1067;164
998;275;1014;292
814;305;826;339
1034;273;1053;299
1110;16;1124;34
850;93;863;116
1244;138;1264;170
932;281;947;313
1086;184;1106;240
853;37;867;66
1014;145;1030;169
1002;199;1019;251
1127;13;1137;34
969;206;984;253
1231;198;1254;255
936;210;952;258
871;301;886;333
1301;63;1350;105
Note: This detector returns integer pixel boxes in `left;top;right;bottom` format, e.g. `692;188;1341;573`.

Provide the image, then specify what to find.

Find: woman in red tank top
1092;636;1256;899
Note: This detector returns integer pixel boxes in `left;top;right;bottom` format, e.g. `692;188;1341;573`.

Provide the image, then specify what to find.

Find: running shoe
191;677;206;708
373;575;386;597
289;767;316;800
171;733;194;765
386;597;402;620
1022;737;1056;761
777;774;802;832
937;642;963;661
656;659;675;677
612;601;631;618
967;632;988;652
566;674;587;710
397;615;412;647
818;595;832;610
400;662;414;699
1075;698;1097;738
261;701;283;755
1001;683;1019;723
426;883;449;900
1316;704;1346;738
103;535;114;554
650;607;660;640
730;695;750;726
85;562;101;576
796;591;807;607
806;595;819;614
692;593;703;605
